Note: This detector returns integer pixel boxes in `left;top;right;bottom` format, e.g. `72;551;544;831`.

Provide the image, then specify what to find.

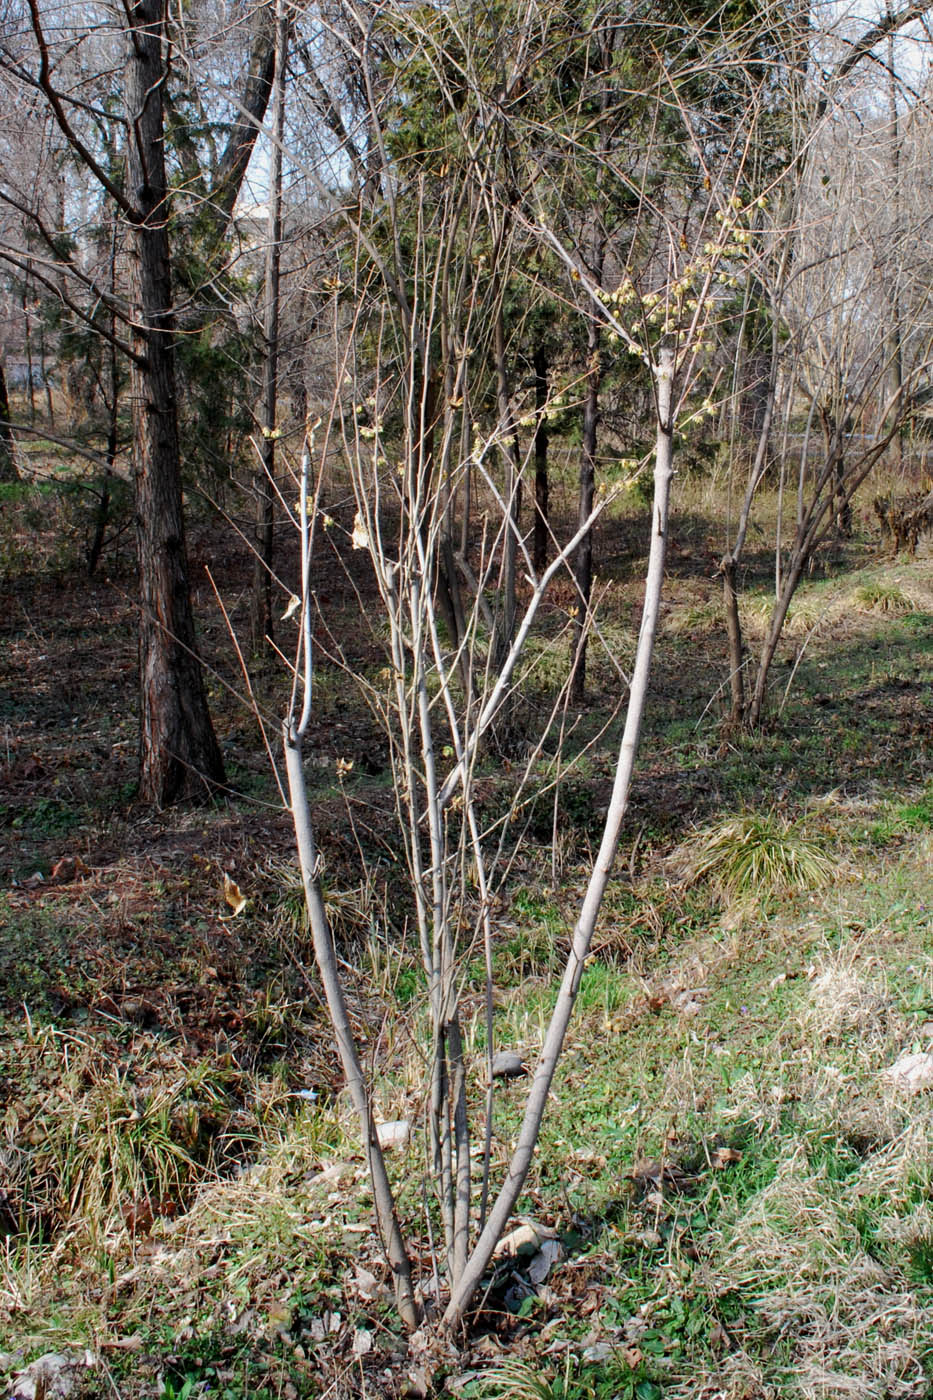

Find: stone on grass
491;1051;526;1079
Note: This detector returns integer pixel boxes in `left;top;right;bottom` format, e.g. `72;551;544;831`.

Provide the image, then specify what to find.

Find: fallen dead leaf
885;1051;933;1092
50;855;89;883
711;1146;742;1169
527;1238;563;1284
353;1266;381;1300
352;513;370;550
223;873;247;917
493;1222;553;1258
307;1311;341;1341
267;1301;292;1334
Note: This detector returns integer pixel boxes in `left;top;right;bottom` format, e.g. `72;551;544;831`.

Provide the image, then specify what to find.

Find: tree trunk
746;551;806;729
251;0;288;653
285;724;419;1329
719;326;780;726
40;318;55;425
569;58;609;704
0;359;19;482
493;305;521;675
23;279;36;426
443;345;677;1330
885;25;904;466
570;329;600;702
820;404;851;540
532;344;549;573
88;237;122;577
722;556;745;725
203;3;277;235
125;0;225;805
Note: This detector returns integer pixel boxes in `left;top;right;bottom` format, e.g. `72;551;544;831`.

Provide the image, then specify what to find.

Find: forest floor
1;454;933;1400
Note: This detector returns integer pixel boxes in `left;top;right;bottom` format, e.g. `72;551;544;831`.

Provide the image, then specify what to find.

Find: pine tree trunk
125;0;225;805
0;359;18;483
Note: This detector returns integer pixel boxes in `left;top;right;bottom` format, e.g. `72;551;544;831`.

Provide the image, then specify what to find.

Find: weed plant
677;811;834;905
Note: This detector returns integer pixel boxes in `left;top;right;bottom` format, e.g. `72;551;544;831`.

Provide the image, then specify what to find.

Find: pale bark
285;441;418;1331
443;345;677;1329
284;730;418;1328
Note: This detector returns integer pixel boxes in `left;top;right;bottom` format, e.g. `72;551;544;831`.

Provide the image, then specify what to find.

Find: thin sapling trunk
284;435;418;1331
443;345;677;1329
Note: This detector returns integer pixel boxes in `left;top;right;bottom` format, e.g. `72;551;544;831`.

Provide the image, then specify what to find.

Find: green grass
2;498;932;1397
867;783;933;846
854;580;918;613
677;811;834;904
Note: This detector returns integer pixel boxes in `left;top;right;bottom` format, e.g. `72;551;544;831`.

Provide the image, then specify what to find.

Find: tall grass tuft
681;812;834;903
853;581;917;614
4;1023;242;1243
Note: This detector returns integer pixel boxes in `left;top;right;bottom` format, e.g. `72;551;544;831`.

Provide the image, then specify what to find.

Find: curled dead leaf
351;512;370;550
223;873;247;917
493;1221;556;1258
711;1146;742;1169
50;856;89;884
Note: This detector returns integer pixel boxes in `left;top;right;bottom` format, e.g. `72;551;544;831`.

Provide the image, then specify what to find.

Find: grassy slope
1;469;932;1400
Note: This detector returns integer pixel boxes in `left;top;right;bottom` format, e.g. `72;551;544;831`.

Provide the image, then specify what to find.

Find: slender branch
0;250;143;364
285;436;417;1331
443;346;678;1329
4;420;129;472
25;0;138;218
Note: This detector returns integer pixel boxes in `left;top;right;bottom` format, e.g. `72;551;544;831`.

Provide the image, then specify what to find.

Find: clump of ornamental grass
740;592;839;639
2;1021;253;1245
471;1358;567;1400
266;852;392;956
853;581;917;614
676;812;835;907
662;600;720;636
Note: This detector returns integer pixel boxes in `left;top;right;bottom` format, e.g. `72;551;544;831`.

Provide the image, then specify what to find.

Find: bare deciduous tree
272;0;775;1336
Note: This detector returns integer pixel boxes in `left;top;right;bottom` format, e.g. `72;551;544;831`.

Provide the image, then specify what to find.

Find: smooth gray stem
284;728;418;1330
431;1028;454;1267
448;1016;471;1285
442;346;677;1330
